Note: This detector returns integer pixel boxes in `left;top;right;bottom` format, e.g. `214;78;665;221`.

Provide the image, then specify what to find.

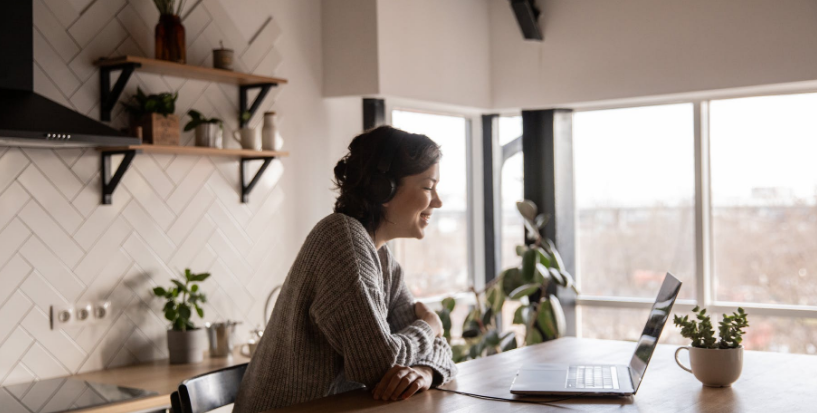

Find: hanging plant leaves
500;332;518;351
510;283;540;300
491;284;506;314
502;268;525;296
516;200;537;220
513;305;530;325
482;307;495;327
548;267;565;287
560;270;580;294
534;263;550;285
516;245;526;256
484;330;501;347
545;239;566;271
536;247;552;268
441;297;456;312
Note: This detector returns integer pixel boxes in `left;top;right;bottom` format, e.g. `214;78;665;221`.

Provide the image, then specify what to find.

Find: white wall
490;0;817;109
322;0;380;98
377;0;492;109
0;0;350;386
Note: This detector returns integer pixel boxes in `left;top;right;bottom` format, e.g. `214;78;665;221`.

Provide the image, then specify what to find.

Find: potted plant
153;0;186;63
437;200;579;362
185;110;223;148
151;269;210;364
673;306;749;387
123;87;180;146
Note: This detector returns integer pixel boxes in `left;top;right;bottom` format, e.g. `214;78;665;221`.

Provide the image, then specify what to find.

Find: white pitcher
262;111;284;151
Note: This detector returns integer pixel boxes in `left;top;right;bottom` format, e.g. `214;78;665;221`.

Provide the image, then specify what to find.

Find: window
499;116;524;271
390;110;471;298
573;104;696;300
574;95;817;355
710;94;817;306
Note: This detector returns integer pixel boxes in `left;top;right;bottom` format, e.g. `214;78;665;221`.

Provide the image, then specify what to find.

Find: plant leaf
501;268;525;297
536;247;552;268
526;326;543;346
516;200;537;221
153;287;167;297
513;305;528;325
442;297;456;312
549;267;565;287
549;295;566;337
515;245;526;257
521;249;537;282
171;279;187;293
178;304;191;320
537;299;557;339
194;304;204;318
545;239;565;271
501;335;518;352
510;283;540;299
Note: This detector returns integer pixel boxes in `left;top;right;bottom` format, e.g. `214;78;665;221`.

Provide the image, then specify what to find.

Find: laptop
509;272;682;397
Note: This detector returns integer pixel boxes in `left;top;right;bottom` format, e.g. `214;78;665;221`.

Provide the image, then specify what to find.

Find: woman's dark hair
333;125;441;233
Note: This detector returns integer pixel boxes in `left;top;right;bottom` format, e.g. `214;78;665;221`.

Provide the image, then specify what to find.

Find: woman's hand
414;302;444;337
372;365;434;401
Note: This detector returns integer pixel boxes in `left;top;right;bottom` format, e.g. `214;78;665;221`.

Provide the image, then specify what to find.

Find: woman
234;126;458;412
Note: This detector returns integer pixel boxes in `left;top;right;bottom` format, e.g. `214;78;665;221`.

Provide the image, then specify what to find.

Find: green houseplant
185;109;223;148
673;306;749;387
151;269;210;364
437;200;579;362
123;87;180;145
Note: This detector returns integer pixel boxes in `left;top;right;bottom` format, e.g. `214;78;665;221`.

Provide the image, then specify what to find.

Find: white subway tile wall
0;0;286;385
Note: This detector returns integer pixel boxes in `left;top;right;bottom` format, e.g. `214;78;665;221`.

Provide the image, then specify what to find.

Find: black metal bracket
99;63;140;122
240;156;275;203
101;150;137;205
239;83;277;128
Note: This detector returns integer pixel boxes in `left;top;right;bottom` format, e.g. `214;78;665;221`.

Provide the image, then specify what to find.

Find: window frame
385;99;483;298
571;93;817;331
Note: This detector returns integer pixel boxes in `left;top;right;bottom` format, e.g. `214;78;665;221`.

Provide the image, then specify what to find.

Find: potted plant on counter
151;269;210;364
123;87;180;146
185;110;223;148
673;306;749;387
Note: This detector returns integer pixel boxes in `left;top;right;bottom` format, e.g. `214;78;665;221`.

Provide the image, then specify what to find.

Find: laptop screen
628;273;682;392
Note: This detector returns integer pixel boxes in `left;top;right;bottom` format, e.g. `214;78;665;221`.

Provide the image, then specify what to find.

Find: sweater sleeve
386;254;458;386
310;222;439;388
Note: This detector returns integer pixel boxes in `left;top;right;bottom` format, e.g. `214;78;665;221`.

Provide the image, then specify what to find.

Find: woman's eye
423;187;433;191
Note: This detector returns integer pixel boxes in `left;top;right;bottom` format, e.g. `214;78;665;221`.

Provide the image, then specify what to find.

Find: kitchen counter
69;350;250;413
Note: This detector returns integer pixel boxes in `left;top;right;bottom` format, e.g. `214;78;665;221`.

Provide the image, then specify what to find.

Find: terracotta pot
155;14;186;63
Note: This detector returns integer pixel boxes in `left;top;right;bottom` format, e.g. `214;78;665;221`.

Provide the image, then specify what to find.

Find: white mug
675;346;743;387
240;340;258;358
232;127;260;150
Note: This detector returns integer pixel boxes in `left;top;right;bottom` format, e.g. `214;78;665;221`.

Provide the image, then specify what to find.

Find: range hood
0;1;140;148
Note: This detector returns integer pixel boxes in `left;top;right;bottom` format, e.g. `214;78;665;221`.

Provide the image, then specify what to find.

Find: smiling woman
233;126;457;412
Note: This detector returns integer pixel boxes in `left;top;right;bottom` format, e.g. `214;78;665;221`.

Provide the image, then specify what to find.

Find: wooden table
275;337;817;413
70;351;249;413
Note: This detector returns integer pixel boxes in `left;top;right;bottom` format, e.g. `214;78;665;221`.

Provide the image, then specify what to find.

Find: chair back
171;390;182;413
178;363;249;413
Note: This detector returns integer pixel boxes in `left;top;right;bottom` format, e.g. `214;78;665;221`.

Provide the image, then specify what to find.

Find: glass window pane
391;110;470;298
579;306;685;345
710;93;817;306
574;104;696;300
499;116;523;272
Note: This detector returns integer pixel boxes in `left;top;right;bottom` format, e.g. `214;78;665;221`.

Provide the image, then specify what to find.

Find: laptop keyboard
567;366;619;389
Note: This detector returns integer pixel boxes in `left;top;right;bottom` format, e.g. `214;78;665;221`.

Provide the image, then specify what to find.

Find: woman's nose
431;191;442;208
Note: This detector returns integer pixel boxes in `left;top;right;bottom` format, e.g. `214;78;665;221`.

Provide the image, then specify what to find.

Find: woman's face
381;163;442;240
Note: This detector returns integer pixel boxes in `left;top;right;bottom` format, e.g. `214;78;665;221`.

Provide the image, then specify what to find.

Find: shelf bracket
100;150;137;205
239;83;278;128
240;156;275;203
99;62;140;121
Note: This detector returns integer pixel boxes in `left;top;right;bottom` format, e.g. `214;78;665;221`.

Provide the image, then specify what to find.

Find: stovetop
0;377;158;413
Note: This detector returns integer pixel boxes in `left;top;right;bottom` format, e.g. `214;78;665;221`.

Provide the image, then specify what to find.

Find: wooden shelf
94;56;288;86
94;56;285;127
97;145;289;158
97;145;286;204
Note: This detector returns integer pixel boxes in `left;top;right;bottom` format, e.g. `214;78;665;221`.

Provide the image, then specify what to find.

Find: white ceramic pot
675;345;743;387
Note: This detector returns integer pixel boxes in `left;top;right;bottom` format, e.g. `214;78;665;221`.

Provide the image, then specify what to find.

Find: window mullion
693;101;713;307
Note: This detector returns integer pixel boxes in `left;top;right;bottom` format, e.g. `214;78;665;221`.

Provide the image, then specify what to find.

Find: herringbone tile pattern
0;0;285;385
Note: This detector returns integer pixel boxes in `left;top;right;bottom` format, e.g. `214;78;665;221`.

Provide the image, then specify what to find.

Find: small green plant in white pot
151;269;210;364
673;306;749;387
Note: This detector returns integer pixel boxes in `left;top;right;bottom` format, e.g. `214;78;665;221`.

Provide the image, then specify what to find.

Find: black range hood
0;0;140;148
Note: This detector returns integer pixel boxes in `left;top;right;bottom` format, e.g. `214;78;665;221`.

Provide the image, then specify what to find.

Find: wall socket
50;301;111;330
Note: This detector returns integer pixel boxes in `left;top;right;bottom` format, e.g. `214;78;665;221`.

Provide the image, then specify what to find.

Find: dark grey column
482;114;500;283
521;109;577;336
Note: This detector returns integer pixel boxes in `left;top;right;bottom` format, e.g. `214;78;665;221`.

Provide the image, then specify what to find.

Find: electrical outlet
50;301;111;330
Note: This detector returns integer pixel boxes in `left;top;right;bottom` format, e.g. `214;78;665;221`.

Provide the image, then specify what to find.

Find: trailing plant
437;200;579;362
151;269;209;331
673;306;749;349
184;109;222;132
123;87;178;117
153;0;185;16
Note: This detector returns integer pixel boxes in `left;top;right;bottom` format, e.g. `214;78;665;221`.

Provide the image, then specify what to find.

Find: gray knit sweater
233;213;458;412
